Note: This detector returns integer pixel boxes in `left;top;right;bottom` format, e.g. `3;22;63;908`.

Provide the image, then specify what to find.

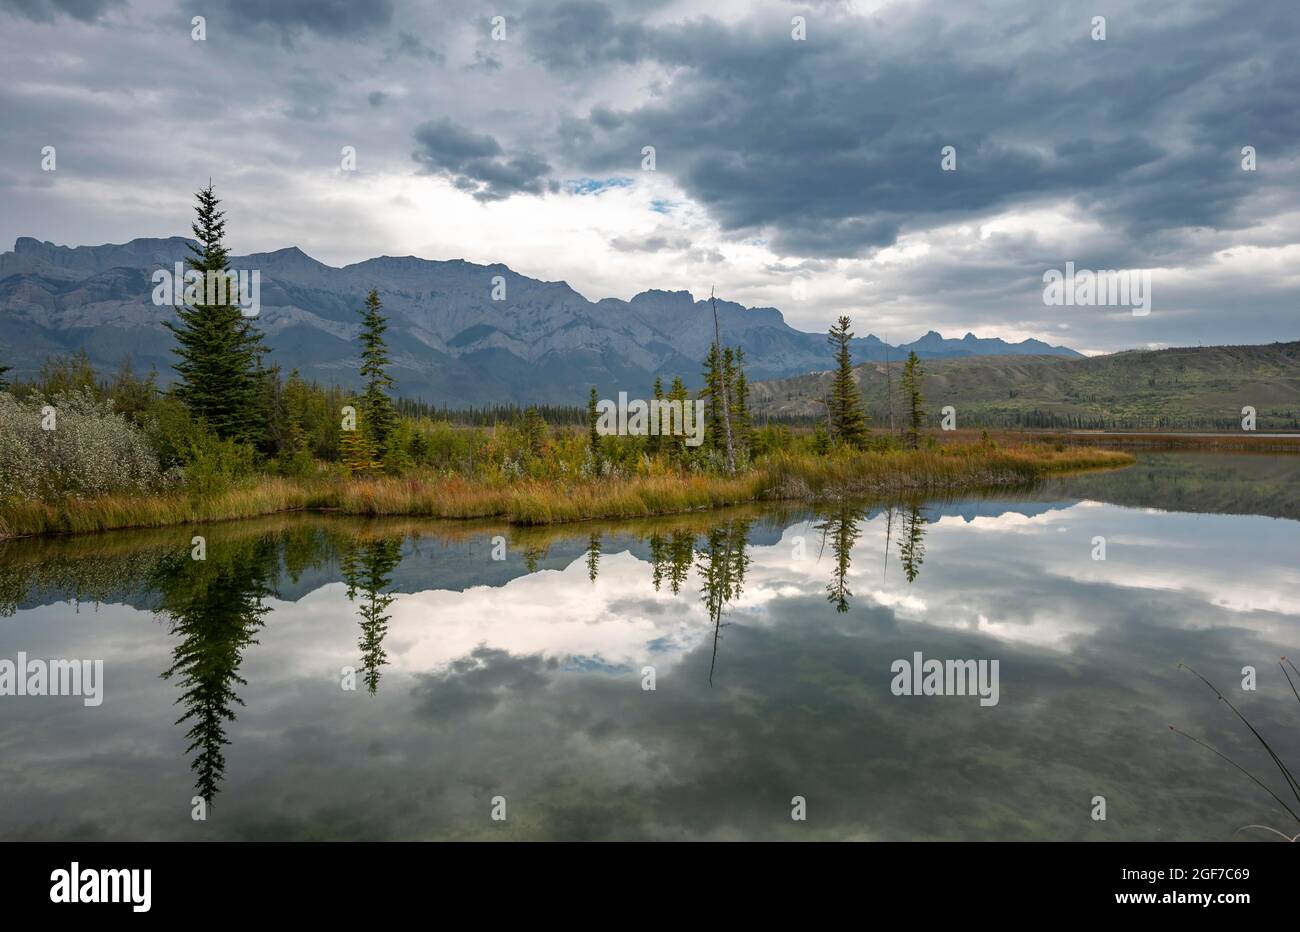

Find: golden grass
0;444;1133;540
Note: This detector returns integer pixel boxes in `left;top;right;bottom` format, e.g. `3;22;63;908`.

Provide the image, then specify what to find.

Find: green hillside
749;342;1300;430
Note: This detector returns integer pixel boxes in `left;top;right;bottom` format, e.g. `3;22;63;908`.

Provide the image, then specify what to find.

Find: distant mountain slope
749;342;1300;430
0;235;1080;405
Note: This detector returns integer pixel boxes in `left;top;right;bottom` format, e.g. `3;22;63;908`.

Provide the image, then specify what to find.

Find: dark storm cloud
2;0;1298;351
221;0;395;38
529;0;1300;260
390;29;445;64
411;118;553;201
465;50;502;72
609;234;690;253
0;0;122;21
522;0;649;70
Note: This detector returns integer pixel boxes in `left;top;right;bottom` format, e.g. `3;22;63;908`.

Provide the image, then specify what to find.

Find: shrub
142;395;211;471
180;432;257;496
0;390;163;503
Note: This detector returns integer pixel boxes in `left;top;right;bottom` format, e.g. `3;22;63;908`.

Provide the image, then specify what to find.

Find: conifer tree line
1;182;937;500
583;345;755;469
820;315;927;450
151;184;781;480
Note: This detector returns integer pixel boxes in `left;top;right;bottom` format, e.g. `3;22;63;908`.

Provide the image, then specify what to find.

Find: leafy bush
179;432;258;496
0;390;164;503
143;395;211;471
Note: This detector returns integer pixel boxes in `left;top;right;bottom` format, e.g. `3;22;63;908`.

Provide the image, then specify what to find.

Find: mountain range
748;342;1300;430
0;236;1080;405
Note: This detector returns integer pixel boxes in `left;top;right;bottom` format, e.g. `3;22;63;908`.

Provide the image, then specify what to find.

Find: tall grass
1171;661;1300;840
0;443;1133;539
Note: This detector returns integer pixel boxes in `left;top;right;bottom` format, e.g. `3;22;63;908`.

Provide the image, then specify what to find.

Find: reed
1171;661;1300;837
0;443;1133;540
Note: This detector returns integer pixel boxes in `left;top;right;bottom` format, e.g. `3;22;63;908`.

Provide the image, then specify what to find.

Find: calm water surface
2;452;1298;840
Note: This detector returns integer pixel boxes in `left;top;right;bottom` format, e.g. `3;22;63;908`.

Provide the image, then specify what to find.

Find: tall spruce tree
587;386;601;461
727;347;753;456
826;315;869;448
701;343;725;452
282;368;310;455
901;350;926;450
667;376;690;461
649;376;664;455
163;183;267;445
357;288;396;461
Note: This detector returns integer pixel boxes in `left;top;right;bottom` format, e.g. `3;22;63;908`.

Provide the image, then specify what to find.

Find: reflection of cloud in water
390;552;712;674
282;502;1300;668
5;479;1300;841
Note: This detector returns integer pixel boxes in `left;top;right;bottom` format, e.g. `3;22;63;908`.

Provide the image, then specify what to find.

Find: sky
1;0;1297;355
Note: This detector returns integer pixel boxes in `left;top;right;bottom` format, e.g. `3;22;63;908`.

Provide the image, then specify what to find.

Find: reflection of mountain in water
3;452;1297;619
1035;451;1300;521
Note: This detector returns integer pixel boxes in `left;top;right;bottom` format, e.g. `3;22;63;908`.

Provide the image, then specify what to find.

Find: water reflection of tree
522;544;546;573
815;505;864;612
696;519;753;685
153;535;278;806
282;526;341;584
586;533;601;582
896;502;927;583
649;530;696;594
340;537;403;696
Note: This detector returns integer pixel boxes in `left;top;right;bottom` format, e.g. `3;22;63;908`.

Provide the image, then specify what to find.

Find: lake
2;452;1298;841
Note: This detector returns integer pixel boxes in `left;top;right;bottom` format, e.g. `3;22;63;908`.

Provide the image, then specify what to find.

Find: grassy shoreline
0;444;1133;541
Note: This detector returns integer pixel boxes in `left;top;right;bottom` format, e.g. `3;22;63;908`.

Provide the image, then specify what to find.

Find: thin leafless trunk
710;287;736;475
884;335;896;436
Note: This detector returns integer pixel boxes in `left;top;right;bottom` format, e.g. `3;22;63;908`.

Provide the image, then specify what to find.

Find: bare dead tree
884;335;896;436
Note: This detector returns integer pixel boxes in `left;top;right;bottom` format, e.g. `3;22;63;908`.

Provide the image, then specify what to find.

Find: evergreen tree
587;386;601;461
340;413;381;476
282;369;310;454
257;363;286;457
667;375;690;461
901;351;926;450
649;376;664;455
521;405;547;458
727;347;754;456
0;362;12;392
357;288;396;461
701;343;725;453
279;368;315;473
826;315;869;448
163;182;268;445
812;424;830;455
